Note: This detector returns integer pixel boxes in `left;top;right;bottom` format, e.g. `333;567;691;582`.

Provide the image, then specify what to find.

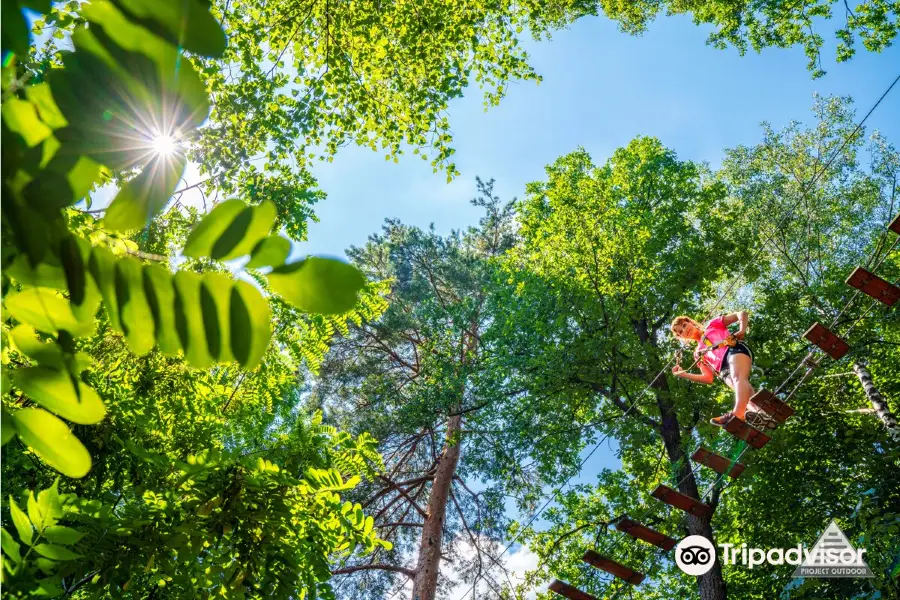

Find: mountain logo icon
792;520;874;578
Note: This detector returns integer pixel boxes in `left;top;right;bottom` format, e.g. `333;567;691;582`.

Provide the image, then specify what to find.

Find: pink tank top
700;316;730;371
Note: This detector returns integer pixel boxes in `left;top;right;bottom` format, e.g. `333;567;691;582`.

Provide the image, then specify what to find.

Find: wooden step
889;212;899;235
616;516;677;551
549;580;599;600
582;550;645;585
650;484;713;519
722;415;772;449
846;267;900;307
803;322;850;360
750;389;795;424
691;447;745;479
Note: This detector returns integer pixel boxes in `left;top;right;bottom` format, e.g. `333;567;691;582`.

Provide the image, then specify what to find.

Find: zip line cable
457;73;899;600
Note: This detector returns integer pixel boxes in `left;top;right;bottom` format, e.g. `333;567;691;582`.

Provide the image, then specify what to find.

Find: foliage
1;421;390;599
23;0;609;245
2;0;366;478
599;0;900;77
2;1;392;598
503;99;900;600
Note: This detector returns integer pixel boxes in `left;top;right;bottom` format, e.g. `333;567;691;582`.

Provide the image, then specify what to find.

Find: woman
670;311;776;430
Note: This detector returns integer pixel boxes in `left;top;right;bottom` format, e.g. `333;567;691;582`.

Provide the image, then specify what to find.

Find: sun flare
151;134;177;155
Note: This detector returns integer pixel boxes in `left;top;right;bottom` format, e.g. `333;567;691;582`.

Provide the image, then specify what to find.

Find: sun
151;134;177;155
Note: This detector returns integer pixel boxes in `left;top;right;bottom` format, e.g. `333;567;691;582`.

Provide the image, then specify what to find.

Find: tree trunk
411;414;463;600
640;316;728;600
655;379;728;600
852;360;900;441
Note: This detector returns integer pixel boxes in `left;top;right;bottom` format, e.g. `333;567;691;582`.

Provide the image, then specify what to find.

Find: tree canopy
599;0;900;77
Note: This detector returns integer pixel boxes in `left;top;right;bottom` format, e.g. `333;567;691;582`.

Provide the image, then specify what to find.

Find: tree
598;0;900;77
498;137;745;600
852;360;900;441
309;180;522;600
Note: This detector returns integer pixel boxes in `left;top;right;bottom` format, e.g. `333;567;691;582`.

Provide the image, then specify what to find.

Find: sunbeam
151;134;177;156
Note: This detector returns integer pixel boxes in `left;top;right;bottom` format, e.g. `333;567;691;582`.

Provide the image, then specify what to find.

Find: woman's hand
735;328;746;340
672;365;685;377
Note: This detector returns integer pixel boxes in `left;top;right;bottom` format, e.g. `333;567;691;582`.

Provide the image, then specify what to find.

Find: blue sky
302;13;900;263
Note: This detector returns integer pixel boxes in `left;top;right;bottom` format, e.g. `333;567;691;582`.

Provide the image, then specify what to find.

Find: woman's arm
722;311;749;339
672;360;715;384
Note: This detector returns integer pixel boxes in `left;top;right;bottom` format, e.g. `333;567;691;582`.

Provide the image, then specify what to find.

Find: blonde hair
671;315;702;342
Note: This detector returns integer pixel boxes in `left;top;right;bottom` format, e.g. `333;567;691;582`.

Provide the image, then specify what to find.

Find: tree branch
332;564;415;579
378;475;429;519
375;522;423;529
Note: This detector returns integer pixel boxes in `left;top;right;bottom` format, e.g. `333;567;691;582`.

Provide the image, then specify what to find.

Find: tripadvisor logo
675;520;874;579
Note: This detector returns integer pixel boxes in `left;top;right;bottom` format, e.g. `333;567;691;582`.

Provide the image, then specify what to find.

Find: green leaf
27;491;48;531
1;0;30;57
20;0;52;13
25;83;68;130
183;200;277;261
115;256;155;355
12;408;92;479
1;98;52;147
88;244;123;330
2;197;51;267
33;576;65;597
245;235;291;269
267;257;366;314
43;526;85;546
76;2;211;130
1;409;15;446
4;254;67;289
61;156;103;202
1;528;22;564
229;280;271;369
173;270;212;368
113;0;227;57
33;543;82;561
59;236;86;306
22;170;75;213
3;287;95;337
8;498;33;546
182;199;246;258
103;152;186;232
200;273;233;363
143;264;181;355
36;481;63;521
34;558;57;574
211;207;254;259
65;237;102;323
9;325;64;368
12;367;106;425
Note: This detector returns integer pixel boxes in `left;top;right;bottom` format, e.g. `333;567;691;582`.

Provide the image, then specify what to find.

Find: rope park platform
549;212;900;598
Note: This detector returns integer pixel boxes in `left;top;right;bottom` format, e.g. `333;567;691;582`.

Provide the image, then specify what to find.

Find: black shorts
718;342;753;383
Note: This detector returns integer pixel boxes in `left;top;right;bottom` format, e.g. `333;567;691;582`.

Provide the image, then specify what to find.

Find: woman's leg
728;353;754;419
